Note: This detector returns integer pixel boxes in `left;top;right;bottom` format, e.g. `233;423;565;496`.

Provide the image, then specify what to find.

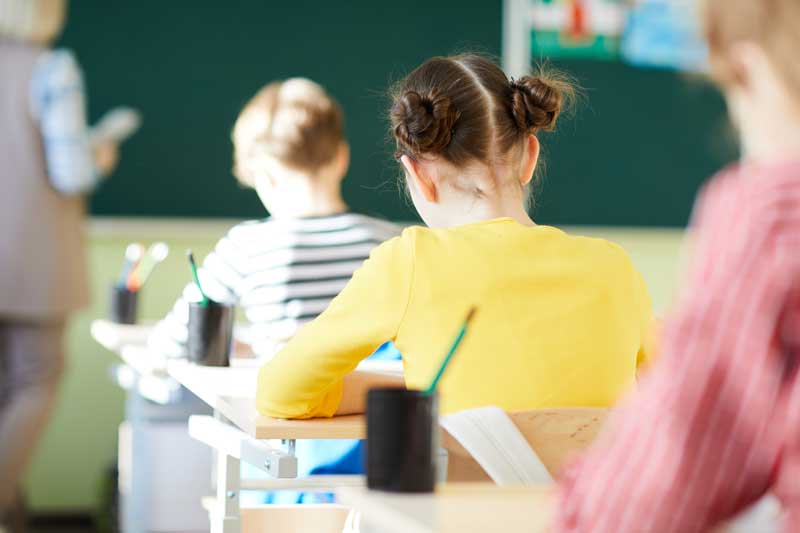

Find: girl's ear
520;135;540;186
401;155;438;203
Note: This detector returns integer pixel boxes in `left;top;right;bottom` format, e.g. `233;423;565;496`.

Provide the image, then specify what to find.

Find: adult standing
0;1;118;530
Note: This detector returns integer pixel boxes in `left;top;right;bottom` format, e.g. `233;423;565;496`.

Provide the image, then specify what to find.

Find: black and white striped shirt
151;213;400;357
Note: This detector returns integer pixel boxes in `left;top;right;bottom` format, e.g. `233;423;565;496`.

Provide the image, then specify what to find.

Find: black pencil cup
366;388;438;493
109;284;138;325
187;300;234;366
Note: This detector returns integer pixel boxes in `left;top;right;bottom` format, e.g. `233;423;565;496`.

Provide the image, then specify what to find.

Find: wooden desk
165;360;366;440
163;354;373;533
161;338;399;440
338;485;781;533
91;318;400;533
93;318;397;417
338;484;553;533
91;319;397;441
91;320;372;442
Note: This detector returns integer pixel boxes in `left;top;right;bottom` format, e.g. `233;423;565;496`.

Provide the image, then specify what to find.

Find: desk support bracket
189;415;298;478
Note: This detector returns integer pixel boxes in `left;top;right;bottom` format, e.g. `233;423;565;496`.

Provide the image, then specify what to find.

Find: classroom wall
27;219;686;511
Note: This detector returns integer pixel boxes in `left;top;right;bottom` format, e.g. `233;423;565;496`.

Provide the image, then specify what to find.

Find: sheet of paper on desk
440;406;552;485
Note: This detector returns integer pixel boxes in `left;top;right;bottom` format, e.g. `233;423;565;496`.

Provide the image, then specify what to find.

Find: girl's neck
427;187;535;229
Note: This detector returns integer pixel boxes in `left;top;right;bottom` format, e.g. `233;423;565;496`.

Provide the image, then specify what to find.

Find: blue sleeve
30;49;100;196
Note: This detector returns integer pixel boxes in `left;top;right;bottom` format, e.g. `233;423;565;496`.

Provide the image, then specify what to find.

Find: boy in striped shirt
150;78;399;358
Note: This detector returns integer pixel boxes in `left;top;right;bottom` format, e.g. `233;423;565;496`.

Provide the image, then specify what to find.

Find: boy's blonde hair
232;78;345;187
0;0;66;45
702;0;800;94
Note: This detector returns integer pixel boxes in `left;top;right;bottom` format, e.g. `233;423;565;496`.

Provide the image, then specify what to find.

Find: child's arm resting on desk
336;371;406;415
257;231;415;419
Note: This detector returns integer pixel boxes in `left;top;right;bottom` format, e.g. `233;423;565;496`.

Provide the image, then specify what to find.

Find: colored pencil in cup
187;250;209;306
424;307;477;394
117;243;144;286
127;242;169;291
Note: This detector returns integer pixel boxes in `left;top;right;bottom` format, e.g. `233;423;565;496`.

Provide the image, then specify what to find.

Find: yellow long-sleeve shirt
257;218;653;418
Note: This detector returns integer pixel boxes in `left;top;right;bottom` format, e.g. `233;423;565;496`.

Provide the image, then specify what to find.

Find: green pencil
187;250;209;307
424;307;477;395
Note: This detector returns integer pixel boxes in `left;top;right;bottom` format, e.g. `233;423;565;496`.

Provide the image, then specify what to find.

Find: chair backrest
441;407;610;483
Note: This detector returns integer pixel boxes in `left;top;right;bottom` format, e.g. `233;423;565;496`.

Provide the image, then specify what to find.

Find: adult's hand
94;143;119;177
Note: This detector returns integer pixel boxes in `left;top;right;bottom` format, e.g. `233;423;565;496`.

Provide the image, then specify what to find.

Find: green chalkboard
61;1;735;227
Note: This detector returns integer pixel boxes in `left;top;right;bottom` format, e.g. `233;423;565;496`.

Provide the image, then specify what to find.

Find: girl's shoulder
548;228;640;274
348;212;404;230
377;224;421;250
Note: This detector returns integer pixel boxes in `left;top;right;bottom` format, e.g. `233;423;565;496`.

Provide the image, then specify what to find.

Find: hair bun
509;75;567;132
390;89;460;156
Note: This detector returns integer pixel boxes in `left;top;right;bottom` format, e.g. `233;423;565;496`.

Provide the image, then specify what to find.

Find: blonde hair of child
0;0;66;45
232;78;345;187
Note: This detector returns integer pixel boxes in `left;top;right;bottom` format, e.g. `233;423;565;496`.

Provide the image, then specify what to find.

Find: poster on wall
621;0;708;71
529;0;628;60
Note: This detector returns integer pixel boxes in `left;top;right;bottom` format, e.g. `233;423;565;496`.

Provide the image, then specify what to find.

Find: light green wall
25;219;687;510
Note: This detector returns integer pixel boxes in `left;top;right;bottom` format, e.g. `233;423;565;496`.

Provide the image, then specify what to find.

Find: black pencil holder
109;284;138;325
366;388;438;493
187;300;234;366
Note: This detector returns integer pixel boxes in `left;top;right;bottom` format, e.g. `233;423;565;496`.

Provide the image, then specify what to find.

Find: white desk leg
210;410;241;533
212;450;241;533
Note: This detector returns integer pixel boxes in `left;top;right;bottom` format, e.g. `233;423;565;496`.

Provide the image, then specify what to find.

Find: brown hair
232;78;345;186
702;0;800;93
390;54;574;173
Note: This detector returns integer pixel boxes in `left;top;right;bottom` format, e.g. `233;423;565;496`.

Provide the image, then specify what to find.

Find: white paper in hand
90;107;142;145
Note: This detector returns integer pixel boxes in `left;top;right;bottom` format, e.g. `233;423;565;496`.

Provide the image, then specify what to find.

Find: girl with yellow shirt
257;54;654;418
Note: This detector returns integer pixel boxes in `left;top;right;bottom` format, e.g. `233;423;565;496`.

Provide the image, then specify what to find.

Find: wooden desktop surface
338;484;778;533
91;319;376;440
166;360;367;440
338;484;554;533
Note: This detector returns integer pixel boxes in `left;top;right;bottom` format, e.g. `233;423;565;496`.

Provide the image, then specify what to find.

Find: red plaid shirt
556;159;800;533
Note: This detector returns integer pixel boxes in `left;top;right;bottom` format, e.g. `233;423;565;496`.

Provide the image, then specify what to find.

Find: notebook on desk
440;406;552;485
